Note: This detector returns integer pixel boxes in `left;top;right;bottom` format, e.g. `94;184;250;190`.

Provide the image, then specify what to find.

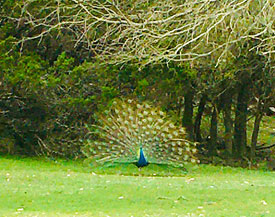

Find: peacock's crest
84;99;198;167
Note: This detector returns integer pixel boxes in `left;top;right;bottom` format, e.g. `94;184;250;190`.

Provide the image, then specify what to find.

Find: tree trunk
233;84;249;158
177;97;184;126
182;89;194;140
194;94;207;142
209;105;218;155
223;94;233;155
250;110;263;159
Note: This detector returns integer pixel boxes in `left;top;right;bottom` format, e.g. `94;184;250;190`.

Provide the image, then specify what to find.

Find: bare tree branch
14;0;275;66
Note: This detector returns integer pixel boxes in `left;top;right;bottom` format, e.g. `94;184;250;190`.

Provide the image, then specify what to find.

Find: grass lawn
0;156;274;217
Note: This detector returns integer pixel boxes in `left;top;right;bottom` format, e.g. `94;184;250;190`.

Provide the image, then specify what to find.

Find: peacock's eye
169;123;175;128
157;119;163;123
173;131;178;136
138;113;143;118
145;104;150;109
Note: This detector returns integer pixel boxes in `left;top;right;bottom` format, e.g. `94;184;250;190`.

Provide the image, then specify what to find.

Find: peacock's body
135;147;149;168
84;99;198;167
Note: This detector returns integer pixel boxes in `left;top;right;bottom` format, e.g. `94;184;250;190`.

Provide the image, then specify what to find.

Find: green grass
0;156;274;217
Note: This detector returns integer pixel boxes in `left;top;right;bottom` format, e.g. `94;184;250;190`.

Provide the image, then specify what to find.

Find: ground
0;156;274;217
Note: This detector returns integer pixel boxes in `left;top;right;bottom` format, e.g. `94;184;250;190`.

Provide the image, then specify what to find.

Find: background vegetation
0;0;275;167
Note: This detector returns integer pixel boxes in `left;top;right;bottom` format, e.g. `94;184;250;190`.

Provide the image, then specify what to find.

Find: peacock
84;99;198;168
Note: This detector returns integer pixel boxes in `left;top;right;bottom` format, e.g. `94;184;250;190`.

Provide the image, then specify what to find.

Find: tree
16;0;274;67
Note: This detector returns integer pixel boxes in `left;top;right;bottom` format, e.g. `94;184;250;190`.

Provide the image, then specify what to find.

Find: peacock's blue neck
136;147;149;168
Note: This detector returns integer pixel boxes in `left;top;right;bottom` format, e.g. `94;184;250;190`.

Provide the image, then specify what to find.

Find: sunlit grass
0;156;274;216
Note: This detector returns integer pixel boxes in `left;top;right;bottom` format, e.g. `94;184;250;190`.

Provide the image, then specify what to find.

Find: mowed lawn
0;156;274;217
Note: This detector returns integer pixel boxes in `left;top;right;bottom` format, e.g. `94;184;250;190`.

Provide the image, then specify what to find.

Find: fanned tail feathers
84;99;198;167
